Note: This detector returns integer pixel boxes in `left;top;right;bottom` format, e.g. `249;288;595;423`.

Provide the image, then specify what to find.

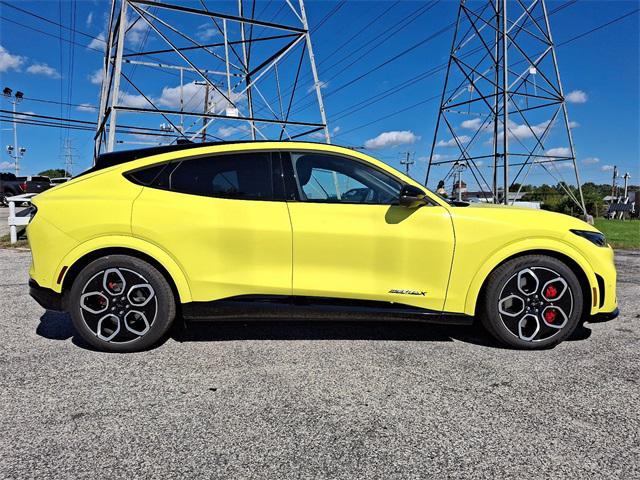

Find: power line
329;0;577;123
294;0;575;117
254;1;439;117
334;7;639;141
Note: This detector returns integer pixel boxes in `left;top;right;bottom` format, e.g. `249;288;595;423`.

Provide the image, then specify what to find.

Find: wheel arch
465;244;597;318
58;237;192;305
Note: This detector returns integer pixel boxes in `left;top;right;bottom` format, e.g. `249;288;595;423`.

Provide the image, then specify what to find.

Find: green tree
37;168;69;178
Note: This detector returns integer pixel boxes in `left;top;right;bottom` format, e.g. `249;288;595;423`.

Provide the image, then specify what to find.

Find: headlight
570;229;606;247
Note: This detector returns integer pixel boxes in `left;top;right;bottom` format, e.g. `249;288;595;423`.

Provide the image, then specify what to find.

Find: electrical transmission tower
94;0;330;157
425;0;587;216
62;138;75;177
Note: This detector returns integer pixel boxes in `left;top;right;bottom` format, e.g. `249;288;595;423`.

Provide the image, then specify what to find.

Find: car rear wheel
480;255;583;349
68;255;176;352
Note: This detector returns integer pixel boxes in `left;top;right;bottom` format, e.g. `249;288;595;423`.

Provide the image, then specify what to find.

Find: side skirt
181;295;473;326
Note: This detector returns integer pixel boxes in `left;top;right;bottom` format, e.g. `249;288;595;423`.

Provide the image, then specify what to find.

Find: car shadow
35;311;592;351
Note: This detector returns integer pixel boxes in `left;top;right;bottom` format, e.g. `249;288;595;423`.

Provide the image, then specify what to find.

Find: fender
55;235;193;303
461;237;599;316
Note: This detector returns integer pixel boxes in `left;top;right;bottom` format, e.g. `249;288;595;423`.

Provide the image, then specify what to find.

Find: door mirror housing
398;184;428;208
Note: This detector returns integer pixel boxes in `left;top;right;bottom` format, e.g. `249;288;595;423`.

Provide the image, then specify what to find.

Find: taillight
20;182;27;192
26;205;37;223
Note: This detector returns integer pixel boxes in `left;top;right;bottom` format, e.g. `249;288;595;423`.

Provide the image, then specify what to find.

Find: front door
284;151;455;312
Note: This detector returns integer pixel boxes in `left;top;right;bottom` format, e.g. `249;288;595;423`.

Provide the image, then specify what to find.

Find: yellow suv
27;142;618;352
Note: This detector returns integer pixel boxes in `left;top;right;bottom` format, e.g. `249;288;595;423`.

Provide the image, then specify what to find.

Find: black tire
0;192;7;207
68;255;176;352
480;254;583;349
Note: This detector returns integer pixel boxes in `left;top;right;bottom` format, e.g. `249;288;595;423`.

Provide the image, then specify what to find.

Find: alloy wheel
497;266;573;342
79;267;158;343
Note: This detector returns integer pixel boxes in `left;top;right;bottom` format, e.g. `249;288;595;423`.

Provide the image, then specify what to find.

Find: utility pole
202;80;209;143
611;166;618;198
400;152;415;177
623;172;630;198
2;87;26;175
453;161;467;201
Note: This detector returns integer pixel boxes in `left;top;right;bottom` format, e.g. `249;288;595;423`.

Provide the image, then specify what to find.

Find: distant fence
6;194;36;244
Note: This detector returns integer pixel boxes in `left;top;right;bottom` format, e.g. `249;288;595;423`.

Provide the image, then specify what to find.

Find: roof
86;140;332;177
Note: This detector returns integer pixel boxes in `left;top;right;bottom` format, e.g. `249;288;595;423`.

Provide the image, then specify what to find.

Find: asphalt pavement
0;248;638;479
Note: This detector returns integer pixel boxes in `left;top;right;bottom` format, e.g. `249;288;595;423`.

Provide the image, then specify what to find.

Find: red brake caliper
545;285;557;299
544;309;557;323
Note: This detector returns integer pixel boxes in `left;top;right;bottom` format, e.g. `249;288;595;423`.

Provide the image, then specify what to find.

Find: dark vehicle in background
0;172;25;206
25;176;51;194
50;177;71;186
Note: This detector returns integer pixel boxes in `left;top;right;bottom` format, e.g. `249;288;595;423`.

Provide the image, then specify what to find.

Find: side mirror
398;184;427;208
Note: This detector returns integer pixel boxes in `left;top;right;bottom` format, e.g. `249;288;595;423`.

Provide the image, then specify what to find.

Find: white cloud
419;154;448;162
502;120;551;141
0;45;25;72
436;135;471;148
126;14;150;47
565;90;587;104
546;147;572;158
196;23;218;41
217;125;249;138
0;161;14;169
26;63;61;79
569;120;580;128
76;103;97;112
86;12;94;28
582;157;600;165
87;33;106;52
119;91;149;108
89;68;103;85
307;80;328;94
15;111;35;121
600;165;615;172
157;81;244;112
460;117;483;129
311;126;340;139
364;130;420;150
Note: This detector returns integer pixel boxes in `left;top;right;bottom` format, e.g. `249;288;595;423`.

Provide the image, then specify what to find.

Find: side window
125;163;167;186
166;152;274;200
290;152;403;205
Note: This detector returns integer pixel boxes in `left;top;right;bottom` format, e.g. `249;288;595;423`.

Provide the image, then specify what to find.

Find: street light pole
12;97;18;175
3;87;26;176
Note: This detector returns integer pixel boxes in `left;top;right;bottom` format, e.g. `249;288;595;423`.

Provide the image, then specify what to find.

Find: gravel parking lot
0;248;638;479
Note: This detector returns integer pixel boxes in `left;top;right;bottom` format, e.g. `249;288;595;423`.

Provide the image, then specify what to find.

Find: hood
451;202;599;235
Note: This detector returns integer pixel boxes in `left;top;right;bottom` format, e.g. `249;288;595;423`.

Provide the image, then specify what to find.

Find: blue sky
0;0;638;189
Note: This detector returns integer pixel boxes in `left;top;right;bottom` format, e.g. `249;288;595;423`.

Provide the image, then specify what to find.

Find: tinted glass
166;152;274;200
125;163;167;186
291;152;402;205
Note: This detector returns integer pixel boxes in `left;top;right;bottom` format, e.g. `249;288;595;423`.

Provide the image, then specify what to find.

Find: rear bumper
589;307;619;323
29;278;64;311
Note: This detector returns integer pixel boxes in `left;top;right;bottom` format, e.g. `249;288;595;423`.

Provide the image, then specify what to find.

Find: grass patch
594;219;640;250
0;233;29;249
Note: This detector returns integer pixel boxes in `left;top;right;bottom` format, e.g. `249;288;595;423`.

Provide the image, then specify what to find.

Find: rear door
284;151;455;312
130;151;292;302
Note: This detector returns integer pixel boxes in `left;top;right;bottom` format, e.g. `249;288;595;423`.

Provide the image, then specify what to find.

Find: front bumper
29;278;64;311
589;307;620;323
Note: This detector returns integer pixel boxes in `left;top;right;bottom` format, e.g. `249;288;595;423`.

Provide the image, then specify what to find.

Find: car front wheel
480;255;584;349
68;255;176;352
